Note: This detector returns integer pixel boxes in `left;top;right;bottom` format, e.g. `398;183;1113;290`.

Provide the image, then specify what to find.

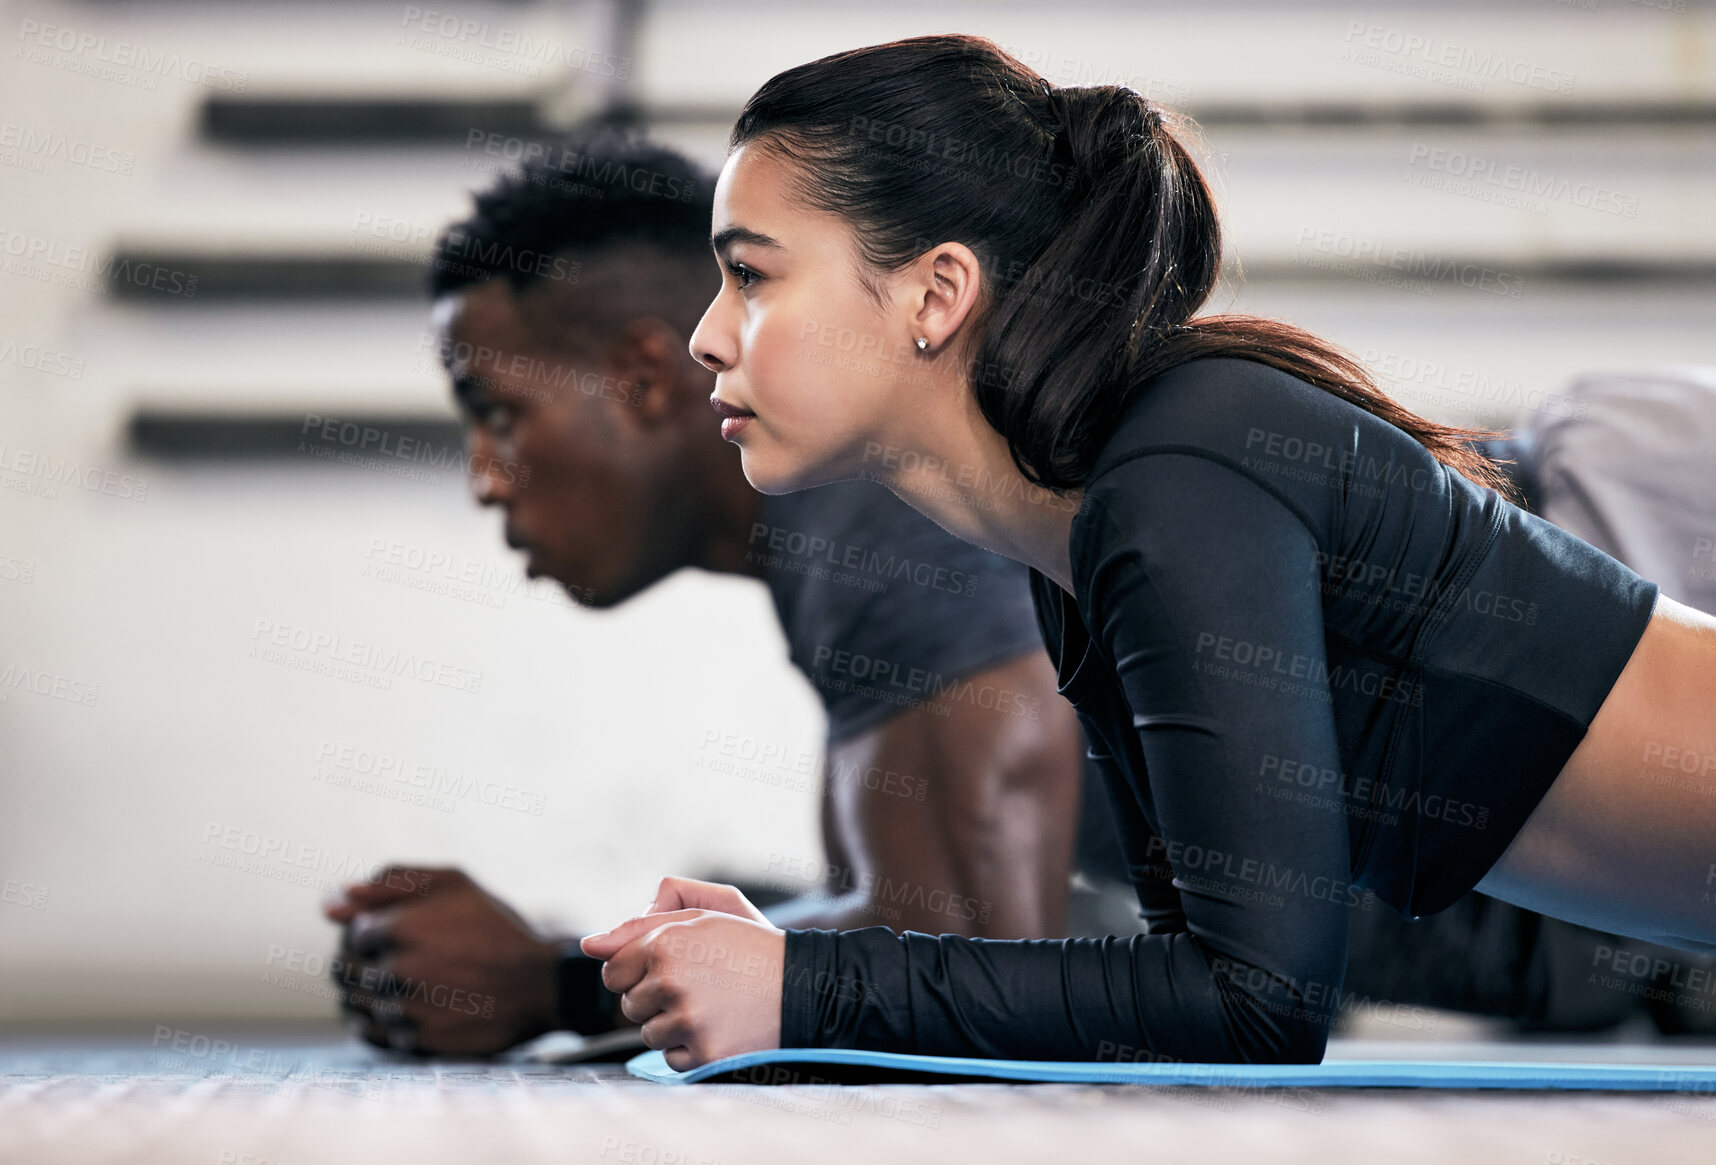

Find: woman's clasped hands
580;875;787;1071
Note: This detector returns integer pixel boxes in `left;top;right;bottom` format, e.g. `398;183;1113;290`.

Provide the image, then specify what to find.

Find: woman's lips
710;395;755;441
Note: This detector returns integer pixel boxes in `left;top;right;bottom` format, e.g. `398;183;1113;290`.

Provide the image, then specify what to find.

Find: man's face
435;277;654;607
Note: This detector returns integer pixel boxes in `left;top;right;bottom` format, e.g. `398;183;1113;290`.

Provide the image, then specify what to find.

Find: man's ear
609;316;702;428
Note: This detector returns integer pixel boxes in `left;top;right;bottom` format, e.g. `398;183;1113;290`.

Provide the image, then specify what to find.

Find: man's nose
465;429;511;506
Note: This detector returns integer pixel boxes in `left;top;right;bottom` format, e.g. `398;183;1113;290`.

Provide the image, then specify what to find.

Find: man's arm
761;650;1085;939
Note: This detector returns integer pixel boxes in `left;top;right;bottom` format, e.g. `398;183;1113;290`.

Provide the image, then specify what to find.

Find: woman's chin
740;450;816;495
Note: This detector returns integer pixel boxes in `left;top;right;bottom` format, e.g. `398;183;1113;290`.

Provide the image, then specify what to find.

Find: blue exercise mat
626;1047;1716;1089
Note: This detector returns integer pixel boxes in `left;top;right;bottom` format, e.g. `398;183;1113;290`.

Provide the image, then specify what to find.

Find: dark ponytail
731;34;1522;504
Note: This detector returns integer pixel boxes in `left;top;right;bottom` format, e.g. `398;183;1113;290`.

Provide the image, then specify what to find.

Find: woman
581;34;1716;1069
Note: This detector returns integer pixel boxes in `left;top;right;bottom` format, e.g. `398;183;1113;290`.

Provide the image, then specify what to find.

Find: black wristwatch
553;942;623;1035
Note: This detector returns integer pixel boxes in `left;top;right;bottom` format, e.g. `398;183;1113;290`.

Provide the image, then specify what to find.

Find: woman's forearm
778;925;1335;1065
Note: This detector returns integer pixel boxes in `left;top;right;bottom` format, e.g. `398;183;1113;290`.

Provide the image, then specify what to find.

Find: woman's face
688;143;927;494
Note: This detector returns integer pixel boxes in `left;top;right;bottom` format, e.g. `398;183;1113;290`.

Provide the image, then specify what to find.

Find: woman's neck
866;386;1082;594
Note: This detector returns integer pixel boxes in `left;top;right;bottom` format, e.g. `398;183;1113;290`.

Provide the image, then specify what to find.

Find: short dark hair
429;123;717;300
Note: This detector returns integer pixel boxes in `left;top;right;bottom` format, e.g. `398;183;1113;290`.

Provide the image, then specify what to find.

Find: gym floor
6;1026;1716;1165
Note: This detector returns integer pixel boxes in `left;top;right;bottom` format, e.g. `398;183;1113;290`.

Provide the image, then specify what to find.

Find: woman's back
1046;355;1660;925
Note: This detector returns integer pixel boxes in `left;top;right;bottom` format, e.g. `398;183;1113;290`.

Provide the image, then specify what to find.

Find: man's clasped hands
323;867;787;1071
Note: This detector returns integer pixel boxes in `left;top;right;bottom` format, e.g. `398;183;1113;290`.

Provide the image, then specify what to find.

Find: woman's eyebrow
711;226;784;260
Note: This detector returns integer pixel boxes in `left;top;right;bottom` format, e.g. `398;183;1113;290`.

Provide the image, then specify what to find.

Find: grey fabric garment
1515;366;1716;616
753;478;1047;744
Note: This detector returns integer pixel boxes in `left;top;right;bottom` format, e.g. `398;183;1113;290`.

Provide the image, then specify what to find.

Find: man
325;127;1692;1057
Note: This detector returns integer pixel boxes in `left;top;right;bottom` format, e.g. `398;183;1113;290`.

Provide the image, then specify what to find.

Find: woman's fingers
580;908;701;961
641;1010;694;1053
644;876;768;923
662;1046;700;1073
615;960;677;1026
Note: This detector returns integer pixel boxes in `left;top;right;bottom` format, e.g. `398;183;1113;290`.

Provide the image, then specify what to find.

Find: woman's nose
689;301;732;373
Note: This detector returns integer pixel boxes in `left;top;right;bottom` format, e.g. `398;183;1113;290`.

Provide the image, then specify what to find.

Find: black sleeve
553;943;622;1035
777;454;1355;1064
1074;709;1187;936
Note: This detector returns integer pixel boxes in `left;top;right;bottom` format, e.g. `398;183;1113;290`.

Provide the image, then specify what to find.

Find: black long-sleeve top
778;357;1660;1065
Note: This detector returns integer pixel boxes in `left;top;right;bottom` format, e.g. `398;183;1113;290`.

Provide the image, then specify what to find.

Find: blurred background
1;0;1711;1031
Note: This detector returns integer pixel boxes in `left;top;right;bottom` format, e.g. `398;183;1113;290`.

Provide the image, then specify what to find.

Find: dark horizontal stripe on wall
106;254;428;301
201;96;558;144
1228;257;1716;286
1186;100;1716;129
196;94;1716;149
641;98;1716;132
105;249;1716;304
129;411;463;459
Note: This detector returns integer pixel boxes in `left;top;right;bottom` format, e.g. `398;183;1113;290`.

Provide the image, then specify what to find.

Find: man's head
430;128;732;607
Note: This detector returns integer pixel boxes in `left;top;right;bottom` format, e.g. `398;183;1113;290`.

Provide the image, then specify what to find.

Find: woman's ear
910;241;984;352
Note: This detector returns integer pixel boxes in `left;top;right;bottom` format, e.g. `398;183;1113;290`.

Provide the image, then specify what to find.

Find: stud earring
915;337;928;351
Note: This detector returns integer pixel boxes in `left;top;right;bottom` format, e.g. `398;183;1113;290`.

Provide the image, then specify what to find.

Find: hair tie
1038;78;1067;140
